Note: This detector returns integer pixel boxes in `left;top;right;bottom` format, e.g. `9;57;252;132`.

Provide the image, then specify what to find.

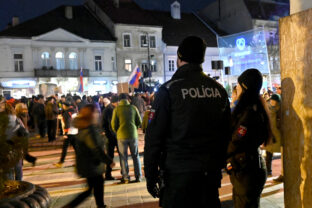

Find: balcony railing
34;68;89;77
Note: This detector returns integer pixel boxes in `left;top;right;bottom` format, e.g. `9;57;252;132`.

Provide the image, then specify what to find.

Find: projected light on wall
218;28;270;76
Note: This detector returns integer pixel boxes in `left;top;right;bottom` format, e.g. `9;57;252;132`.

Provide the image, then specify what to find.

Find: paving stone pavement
23;132;284;208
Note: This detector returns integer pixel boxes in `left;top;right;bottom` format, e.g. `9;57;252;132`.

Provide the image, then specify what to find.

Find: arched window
69;52;78;70
41;52;50;67
55;52;65;70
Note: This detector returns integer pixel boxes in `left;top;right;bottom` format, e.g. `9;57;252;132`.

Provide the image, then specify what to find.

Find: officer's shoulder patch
237;125;247;137
165;79;184;89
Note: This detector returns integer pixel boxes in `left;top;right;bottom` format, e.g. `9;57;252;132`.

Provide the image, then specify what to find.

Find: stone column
280;7;312;208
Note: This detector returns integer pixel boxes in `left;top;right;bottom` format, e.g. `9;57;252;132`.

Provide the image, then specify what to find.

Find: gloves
146;177;160;198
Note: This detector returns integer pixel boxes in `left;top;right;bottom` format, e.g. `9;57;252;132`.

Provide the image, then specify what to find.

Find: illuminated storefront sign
93;80;107;85
1;80;36;88
218;28;270;76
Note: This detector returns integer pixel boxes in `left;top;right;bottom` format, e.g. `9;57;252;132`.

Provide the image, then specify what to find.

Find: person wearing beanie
227;68;272;208
102;95;120;180
144;36;231;207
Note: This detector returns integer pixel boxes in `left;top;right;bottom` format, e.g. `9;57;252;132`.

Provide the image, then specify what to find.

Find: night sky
0;0;216;31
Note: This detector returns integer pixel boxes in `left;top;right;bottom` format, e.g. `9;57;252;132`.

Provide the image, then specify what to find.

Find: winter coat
102;104;116;140
73;119;112;178
111;100;141;140
45;103;59;120
132;96;145;114
265;102;281;153
63;107;77;135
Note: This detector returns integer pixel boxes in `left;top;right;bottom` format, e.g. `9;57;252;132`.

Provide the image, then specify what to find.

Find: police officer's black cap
177;36;207;64
270;94;281;103
238;68;263;94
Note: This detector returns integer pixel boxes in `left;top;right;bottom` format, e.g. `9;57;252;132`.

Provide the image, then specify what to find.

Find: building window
69;52;78;70
14;54;23;72
150;62;157;72
41;52;50;67
112;57;116;71
123;34;131;47
141;63;148;73
140;35;148;47
150;36;156;48
95;56;102;71
55;52;65;70
169;60;175;72
125;59;132;72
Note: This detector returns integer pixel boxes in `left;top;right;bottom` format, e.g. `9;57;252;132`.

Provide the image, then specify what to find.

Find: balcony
34;68;89;77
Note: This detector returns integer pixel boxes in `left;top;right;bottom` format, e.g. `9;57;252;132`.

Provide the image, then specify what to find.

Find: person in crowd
34;95;46;138
45;97;59;142
28;95;36;130
227;69;272;208
231;86;238;110
15;103;37;166
102;95;120;180
131;93;146;119
99;96;105;112
78;95;88;111
265;94;281;177
276;86;282;96
54;102;78;168
144;36;231;208
62;104;115;208
3;102;28;181
267;87;273;97
141;105;151;134
92;96;102;114
111;93;142;184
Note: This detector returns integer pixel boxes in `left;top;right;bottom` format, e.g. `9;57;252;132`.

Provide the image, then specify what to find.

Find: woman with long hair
227;69;272;208
62;104;115;208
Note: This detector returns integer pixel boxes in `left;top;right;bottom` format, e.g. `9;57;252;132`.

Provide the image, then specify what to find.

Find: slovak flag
128;66;141;88
78;68;83;93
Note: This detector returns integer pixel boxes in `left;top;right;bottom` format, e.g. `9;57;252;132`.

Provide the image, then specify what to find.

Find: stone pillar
280;8;312;208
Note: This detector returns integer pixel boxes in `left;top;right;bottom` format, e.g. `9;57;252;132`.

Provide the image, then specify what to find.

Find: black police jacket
144;64;231;179
227;104;269;171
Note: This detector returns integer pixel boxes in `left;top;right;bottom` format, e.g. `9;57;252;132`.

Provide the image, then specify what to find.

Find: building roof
0;5;115;41
150;11;218;47
244;0;289;20
93;0;161;26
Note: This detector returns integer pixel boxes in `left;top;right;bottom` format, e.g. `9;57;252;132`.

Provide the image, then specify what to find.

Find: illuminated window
125;59;132;72
95;56;102;71
150;36;156;48
123;34;131;47
150;61;157;72
69;52;78;70
55;52;65;70
168;60;175;72
14;54;23;72
41;52;50;67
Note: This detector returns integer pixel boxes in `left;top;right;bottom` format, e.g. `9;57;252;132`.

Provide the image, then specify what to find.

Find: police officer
144;36;231;208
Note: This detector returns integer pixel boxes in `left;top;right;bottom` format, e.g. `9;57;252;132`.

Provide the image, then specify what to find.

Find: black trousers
47;119;57;142
60;135;76;163
161;171;221;208
230;166;267;208
105;136;119;177
265;151;273;175
67;175;105;207
38;120;46;138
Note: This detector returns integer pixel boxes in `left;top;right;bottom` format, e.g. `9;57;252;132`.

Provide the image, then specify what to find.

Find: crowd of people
1;36;285;208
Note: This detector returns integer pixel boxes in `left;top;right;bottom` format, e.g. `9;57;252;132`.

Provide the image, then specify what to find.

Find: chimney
171;1;181;20
65;6;73;19
113;0;119;8
12;16;19;27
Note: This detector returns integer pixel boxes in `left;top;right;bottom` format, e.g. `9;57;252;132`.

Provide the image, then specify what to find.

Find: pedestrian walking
54;102;78;168
227;69;272;208
111;93;142;184
62;104;115;208
144;36;231;208
102;95;120;180
45;97;59;142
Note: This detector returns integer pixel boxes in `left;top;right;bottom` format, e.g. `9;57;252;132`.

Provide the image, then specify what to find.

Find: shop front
0;78;37;99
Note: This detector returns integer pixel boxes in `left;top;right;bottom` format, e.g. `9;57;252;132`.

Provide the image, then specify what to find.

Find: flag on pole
128;66;141;88
78;68;83;93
